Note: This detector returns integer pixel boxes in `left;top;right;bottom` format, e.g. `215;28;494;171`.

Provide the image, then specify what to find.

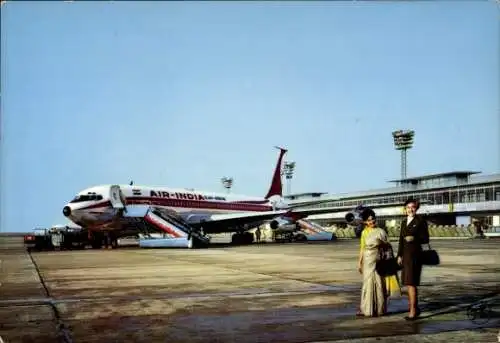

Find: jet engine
184;213;212;225
345;205;368;238
269;219;298;232
270;220;280;230
345;205;369;224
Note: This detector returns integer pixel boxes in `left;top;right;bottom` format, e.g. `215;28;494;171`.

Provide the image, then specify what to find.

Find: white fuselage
121;185;275;213
63;184;281;229
63;147;289;231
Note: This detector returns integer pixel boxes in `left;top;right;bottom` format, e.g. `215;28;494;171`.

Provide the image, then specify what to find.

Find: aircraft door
109;185;126;210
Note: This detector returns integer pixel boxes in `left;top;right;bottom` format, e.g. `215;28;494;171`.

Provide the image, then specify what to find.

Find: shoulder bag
421;243;440;266
376;245;401;276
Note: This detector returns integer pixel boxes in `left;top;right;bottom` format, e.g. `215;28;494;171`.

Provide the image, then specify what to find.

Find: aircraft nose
63;206;71;217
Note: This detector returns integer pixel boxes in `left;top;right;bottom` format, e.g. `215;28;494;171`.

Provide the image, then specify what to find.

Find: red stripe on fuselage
129;197;273;211
78;197;273;212
82;201;112;210
233;200;269;204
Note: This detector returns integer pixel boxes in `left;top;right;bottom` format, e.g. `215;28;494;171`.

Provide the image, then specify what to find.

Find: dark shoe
404;315;418;321
408;307;422;317
404;309;421;321
356;311;364;317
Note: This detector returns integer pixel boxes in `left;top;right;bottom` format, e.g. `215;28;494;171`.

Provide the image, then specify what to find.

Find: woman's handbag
376;245;401;276
421;243;440;266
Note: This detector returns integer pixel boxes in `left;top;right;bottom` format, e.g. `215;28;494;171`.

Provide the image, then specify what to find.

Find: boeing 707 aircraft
62;147;371;248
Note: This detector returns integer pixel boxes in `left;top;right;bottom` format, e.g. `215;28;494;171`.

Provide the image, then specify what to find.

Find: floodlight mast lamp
282;161;296;195
221;177;233;193
392;130;415;180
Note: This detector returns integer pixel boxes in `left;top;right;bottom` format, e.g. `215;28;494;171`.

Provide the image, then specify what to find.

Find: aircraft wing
193;201;411;234
191;205;356;234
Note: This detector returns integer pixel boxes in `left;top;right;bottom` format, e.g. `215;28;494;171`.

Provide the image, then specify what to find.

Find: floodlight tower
392;130;415;180
221;177;233;193
282;161;296;195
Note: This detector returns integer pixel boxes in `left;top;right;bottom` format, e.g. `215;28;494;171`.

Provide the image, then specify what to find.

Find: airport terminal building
285;171;500;228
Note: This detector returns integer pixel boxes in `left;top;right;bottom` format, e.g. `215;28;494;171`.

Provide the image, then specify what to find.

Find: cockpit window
70;194;103;203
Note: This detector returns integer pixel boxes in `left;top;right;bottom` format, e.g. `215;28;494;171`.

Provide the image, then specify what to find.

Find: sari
359;227;401;316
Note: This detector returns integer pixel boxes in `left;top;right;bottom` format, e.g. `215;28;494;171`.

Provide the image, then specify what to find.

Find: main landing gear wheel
294;234;307;242
90;232;103;249
231;232;254;245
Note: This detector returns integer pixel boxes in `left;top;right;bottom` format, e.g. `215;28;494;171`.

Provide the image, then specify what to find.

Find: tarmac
0;236;499;343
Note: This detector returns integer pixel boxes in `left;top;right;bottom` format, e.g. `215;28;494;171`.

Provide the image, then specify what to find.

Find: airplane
61;147;388;248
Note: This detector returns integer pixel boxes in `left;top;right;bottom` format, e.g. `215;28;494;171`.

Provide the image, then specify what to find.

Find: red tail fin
265;146;287;199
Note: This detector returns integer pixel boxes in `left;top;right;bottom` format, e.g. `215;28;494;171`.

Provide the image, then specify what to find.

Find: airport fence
332;225;478;239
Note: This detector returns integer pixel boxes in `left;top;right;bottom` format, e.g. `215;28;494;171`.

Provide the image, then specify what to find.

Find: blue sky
1;1;498;232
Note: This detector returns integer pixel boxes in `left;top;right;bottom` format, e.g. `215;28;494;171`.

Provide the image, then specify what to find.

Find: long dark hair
360;208;376;221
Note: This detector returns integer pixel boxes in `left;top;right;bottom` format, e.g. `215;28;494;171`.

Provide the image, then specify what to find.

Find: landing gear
89;231;103;249
104;232;119;249
188;235;204;249
185;227;210;249
294;234;307;242
231;231;254;245
89;233;118;249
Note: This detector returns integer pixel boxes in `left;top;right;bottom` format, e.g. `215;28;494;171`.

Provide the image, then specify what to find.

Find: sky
1;1;499;232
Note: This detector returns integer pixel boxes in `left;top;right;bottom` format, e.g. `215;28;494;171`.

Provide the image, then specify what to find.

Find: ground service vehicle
24;228;54;252
24;226;90;251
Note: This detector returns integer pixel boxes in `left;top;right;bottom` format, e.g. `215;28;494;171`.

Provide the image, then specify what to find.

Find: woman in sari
357;208;401;317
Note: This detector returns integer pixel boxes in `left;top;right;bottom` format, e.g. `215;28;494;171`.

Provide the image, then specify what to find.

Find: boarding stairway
122;206;210;248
